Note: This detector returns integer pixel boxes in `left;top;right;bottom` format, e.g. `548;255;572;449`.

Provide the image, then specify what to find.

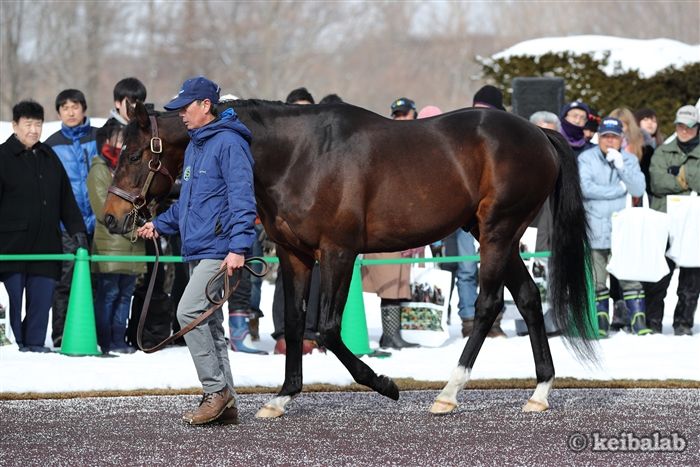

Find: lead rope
136;237;269;353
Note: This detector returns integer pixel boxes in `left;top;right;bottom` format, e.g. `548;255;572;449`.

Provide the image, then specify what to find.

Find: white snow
1;271;697;394
492;36;699;78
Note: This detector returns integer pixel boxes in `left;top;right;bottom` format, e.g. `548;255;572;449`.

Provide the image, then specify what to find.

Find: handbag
606;194;670;282
400;247;452;347
666;192;700;267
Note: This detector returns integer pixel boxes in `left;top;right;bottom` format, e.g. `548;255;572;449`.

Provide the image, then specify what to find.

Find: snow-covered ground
492;36;699;78
1;268;697;394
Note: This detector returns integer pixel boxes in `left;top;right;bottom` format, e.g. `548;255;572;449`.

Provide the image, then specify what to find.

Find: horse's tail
544;130;598;362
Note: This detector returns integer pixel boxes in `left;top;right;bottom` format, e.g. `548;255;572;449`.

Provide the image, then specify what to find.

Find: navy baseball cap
164;76;220;111
598;117;623;136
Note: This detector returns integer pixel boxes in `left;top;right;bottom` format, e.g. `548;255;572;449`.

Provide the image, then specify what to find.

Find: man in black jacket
0;100;87;352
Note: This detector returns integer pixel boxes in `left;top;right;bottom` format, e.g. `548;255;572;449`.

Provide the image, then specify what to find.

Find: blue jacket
44;118;98;234
154;108;256;261
578;146;646;249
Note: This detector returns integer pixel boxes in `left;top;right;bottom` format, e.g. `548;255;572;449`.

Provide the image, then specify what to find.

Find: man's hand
221;252;245;276
605;148;624;171
137;222;159;239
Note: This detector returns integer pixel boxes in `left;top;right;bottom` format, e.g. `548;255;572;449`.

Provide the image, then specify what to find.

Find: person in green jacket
646;104;700;336
88;133;146;354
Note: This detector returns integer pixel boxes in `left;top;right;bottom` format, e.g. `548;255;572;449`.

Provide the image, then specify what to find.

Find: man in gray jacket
578;117;649;337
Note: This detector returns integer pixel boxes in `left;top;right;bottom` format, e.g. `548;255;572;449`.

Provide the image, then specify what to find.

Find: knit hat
417;106;442;119
472;85;505;111
559;101;591;121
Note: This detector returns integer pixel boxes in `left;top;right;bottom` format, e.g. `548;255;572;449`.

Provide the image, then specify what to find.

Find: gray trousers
178;259;235;396
591;249;642;293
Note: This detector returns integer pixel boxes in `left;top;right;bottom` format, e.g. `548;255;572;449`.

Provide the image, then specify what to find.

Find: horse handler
137;76;256;425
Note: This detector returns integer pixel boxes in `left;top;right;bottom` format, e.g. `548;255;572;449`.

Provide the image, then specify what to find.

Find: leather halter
108;115;175;221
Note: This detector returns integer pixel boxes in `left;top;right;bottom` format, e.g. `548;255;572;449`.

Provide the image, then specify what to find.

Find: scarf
560;119;587;148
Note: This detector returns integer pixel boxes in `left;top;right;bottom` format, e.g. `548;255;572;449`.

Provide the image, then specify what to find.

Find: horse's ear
132;101;150;130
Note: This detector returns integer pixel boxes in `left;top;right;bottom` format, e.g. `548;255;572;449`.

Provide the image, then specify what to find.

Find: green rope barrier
0;252;550;264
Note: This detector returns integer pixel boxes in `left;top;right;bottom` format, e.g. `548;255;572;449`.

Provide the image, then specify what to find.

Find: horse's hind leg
256;247;313;418
430;234;511;414
502;251;554;412
317;248;399;400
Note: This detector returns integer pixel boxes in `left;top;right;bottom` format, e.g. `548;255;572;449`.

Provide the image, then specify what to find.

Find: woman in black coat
0;100;86;352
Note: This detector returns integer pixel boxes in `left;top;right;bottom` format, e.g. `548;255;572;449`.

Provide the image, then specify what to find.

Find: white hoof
255;395;291;418
430;398;458;415
255;404;285;418
522;399;549;412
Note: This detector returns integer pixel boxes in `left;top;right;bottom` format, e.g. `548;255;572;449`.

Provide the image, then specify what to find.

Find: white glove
606;148;624;171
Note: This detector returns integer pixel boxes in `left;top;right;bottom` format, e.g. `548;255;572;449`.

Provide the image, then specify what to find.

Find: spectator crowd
1;77;698;361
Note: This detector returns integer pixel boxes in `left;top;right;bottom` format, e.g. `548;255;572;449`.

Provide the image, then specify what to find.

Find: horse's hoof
377;375;400;400
429;398;457;415
522;399;549;412
255;405;285;419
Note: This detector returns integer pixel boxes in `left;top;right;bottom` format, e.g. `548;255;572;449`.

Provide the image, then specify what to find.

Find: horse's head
103;102;188;234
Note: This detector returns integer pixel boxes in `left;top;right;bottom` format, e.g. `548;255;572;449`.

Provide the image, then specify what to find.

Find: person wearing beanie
472;85;505;111
559;101;595;156
646;104;700;336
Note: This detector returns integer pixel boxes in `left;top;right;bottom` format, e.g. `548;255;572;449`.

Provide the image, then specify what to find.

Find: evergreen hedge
480;52;699;136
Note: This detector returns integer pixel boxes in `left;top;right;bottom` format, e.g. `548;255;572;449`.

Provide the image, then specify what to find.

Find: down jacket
44;118;99;234
578;146;646;249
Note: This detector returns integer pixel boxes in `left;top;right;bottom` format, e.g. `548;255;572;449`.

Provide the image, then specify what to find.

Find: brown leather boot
461;318;474;338
183;388;235;426
182;404;239;425
487;312;506;338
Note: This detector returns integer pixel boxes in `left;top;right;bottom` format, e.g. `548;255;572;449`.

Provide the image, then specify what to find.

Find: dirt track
1;389;698;466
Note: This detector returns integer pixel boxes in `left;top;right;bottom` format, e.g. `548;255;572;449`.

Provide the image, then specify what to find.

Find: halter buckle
150;137;163;154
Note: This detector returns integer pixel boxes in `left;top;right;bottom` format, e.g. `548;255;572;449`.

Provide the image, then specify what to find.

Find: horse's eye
129;152;142;163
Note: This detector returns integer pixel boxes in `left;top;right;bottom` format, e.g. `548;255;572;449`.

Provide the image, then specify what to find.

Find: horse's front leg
317;249;399;401
256;248;313;418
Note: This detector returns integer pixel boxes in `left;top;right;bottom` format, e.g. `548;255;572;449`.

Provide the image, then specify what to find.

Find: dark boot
673;282;698;335
596;290;609;338
379;305;419;350
461;318;474;338
610;300;627;332
624;290;652;336
228;311;268;354
248;308;264;341
487;311;506;338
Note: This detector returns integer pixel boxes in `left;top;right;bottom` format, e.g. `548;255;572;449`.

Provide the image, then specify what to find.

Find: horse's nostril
104;214;116;229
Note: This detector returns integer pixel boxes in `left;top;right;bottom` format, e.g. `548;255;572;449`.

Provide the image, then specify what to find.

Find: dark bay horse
104;99;594;417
